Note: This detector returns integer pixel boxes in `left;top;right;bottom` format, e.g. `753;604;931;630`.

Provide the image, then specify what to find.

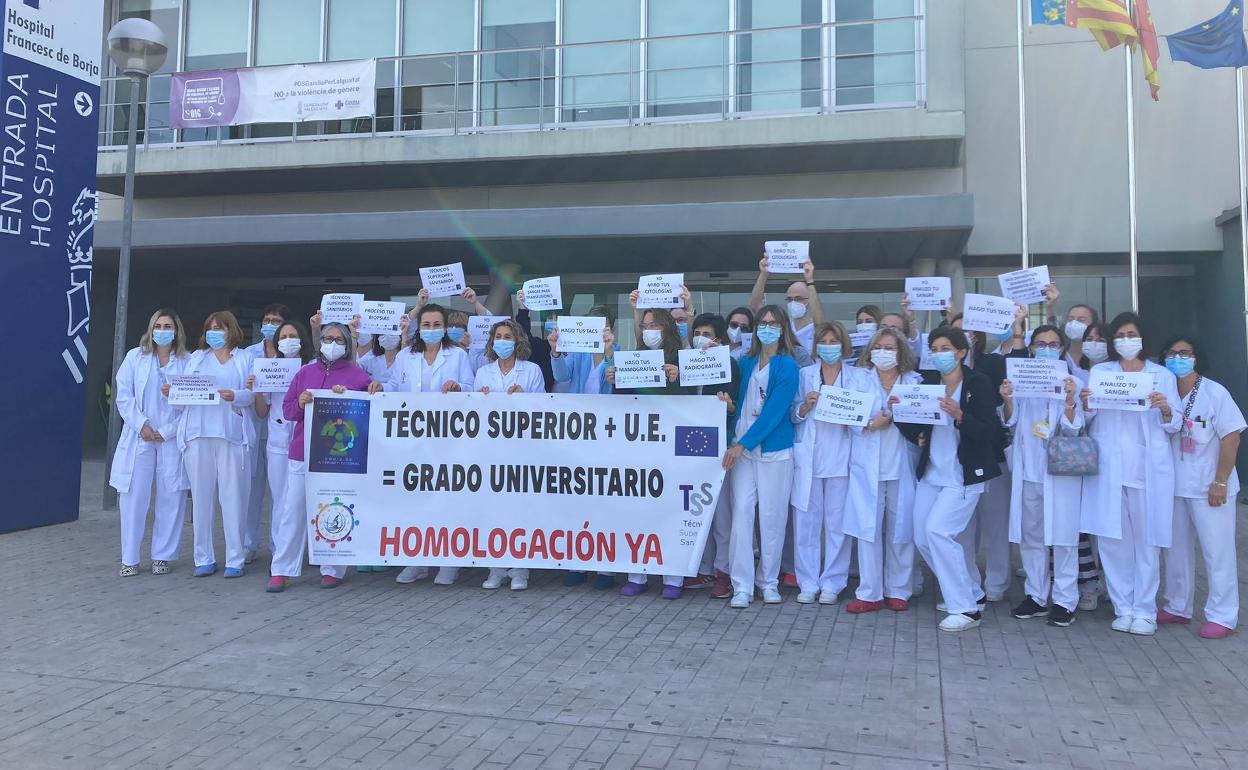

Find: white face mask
379;334;401;351
1083;340;1109;363
1064;320;1088;342
727;326;743;344
320;341;346;362
857;321;879;334
787;301;808;320
356;333;372;348
277;338;302;357
691;334;714;350
641;329;664;350
870;349;898;371
1113;337;1143;361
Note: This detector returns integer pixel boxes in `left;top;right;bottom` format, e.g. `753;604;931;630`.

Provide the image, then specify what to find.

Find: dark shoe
563;571;588;587
592;574;616;590
620;580;648;597
1047;605;1076;627
1011;597;1048;619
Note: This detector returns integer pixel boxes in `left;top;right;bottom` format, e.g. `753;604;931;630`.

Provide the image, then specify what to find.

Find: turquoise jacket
733;352;799;454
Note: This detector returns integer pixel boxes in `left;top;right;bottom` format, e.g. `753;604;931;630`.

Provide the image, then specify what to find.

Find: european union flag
1168;0;1248;69
674;426;718;458
1031;0;1066;26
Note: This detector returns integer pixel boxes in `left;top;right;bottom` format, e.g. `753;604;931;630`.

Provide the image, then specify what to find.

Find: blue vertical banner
0;0;104;532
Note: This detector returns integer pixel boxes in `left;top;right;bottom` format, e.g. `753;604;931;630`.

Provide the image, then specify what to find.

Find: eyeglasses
1032;342;1063;350
320;336;347;344
757;322;781;330
1164;351;1195;360
728;322;751;331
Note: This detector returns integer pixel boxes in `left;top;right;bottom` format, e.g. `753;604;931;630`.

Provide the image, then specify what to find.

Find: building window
562;0;641;123
116;0;180;74
256;0;322;66
184;0;249;71
645;0;729;118
328;0;397;61
400;0;475;131
834;0;918;107
736;0;822;113
480;0;556;126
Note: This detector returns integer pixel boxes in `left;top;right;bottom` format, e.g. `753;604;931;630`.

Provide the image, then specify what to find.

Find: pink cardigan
282;358;374;462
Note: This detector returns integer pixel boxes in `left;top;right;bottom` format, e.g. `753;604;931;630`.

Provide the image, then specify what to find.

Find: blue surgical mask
152;330;175;347
493;339;516;359
816;344;842;365
445;327;465;343
931;350;959;374
544;320;556;335
1166;356;1195;378
675;322;688;339
1034;347;1061;361
205;330;227;350
420;329;446;346
260;323;279;340
755;326;782;346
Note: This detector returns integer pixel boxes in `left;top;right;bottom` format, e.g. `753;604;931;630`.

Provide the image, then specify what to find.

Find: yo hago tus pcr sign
302;392;727;575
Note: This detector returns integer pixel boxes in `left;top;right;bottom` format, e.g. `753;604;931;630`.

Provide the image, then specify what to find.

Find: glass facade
100;0;924;146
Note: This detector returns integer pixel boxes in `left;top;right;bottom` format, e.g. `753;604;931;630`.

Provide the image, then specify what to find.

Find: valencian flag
1167;0;1248;70
1031;0;1067;25
1066;0;1162;99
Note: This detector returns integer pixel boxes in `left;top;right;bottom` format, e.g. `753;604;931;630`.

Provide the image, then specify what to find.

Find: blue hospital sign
0;0;104;532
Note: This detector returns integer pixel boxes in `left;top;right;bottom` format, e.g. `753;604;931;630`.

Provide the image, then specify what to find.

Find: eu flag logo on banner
675;426;718;458
1031;0;1066;25
1167;1;1248;70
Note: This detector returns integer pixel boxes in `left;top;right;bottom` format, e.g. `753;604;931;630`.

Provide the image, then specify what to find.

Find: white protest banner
556;316;607;354
170;59;376;128
998;265;1051;305
849;331;874;349
522;276;563;311
891;383;949;426
419;263;467;297
764;241;809;274
252;358;301;394
167;375;220;406
678;346;732;387
961;293;1016;334
359;301;406;335
468;315;510;351
905;277;952;311
1006;358;1066;400
738;332;753;352
320;293;364;324
1088;369;1154;412
637;274;684;309
614;350;667;389
303;392;727;575
812;386;875;427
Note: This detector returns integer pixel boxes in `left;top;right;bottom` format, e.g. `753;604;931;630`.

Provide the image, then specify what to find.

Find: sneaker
193;563;218;578
150;560;170;575
592;574;616;590
1014;567;1027;578
939;612;982;632
1078;592;1099;612
985;591;1006;603
796;591;817;604
1011;597;1048;619
266;576;289;593
433;568;458;586
395;566;429;584
482;573;505;590
223;567;244;579
1110;616;1133;633
937;600;986;612
818;589;840;606
1129;617;1157;636
510;576;528;591
1046;605;1076;627
710;572;733;599
563;571;587;587
620;581;648;597
846;599;883;614
320;575;343;589
683;574;714;590
730;592;751;609
660;585;682;600
885;598;910;612
1156;609;1190;625
119;565;139;578
243;549;257;565
762;587;782;604
1199;622;1234;640
781;572;798;588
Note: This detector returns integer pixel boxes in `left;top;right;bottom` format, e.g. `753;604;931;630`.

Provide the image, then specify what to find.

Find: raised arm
748;253;769;313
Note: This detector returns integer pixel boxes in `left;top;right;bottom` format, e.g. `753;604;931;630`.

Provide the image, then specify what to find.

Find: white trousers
243;444;267;554
698;484;733;576
271;459;306;577
263;449;287;553
972;471;1012;596
856;479;915;602
184;438;249;570
794;476;851;595
1019;481;1079;611
1164;496;1239;629
627;573;683;586
729;454;794;595
119;440;185;566
488;568;530;582
1098;487;1159;621
914;481;983;615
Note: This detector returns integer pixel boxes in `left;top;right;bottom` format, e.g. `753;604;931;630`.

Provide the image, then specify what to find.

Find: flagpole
1237;68;1248;368
1016;0;1030;270
1125;0;1140;313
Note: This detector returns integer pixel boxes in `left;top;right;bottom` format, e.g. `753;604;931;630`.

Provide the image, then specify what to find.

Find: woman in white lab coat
110;308;190;577
1155;336;1246;639
169;311;256;579
846;327;921;613
474;319;546;591
386;303;477;586
1000;324;1085;627
1079;312;1181;636
791;322;871;605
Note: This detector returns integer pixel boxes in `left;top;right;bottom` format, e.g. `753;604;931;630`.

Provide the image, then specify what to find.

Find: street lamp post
103;18;167;508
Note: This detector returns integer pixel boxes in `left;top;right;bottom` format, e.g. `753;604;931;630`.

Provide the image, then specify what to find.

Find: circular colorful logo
312;497;358;548
319;417;359;457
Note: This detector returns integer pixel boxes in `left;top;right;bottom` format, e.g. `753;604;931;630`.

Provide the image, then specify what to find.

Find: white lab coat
109;347;189;494
790;363;873;517
845;368;922;544
1080;360;1182;548
174;348;258;454
385;344;476;394
1005;394;1085;546
473;359;546;394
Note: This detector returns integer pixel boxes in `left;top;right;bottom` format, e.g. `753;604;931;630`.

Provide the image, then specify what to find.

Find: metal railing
98;17;925;151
